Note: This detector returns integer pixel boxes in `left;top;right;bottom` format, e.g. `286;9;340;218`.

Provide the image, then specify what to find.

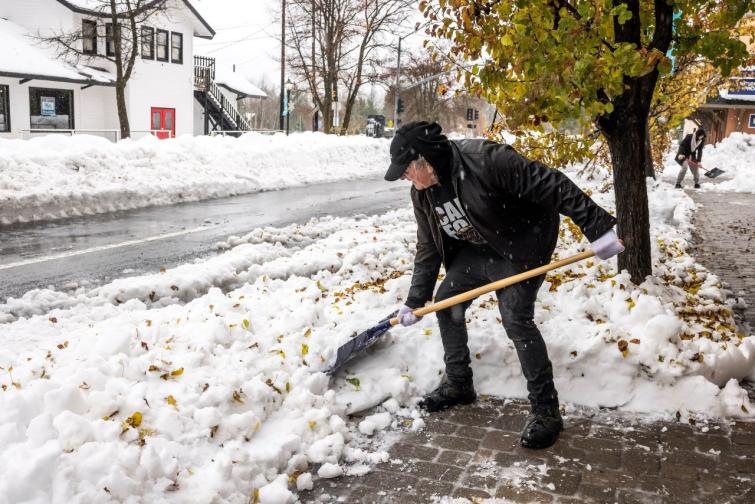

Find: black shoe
675;184;683;189
418;380;476;412
520;403;563;449
694;183;701;189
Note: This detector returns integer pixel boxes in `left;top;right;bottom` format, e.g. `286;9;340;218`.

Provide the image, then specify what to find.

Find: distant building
0;0;264;140
691;68;755;143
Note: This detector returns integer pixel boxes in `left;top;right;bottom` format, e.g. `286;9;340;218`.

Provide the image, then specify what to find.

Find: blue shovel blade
324;311;397;376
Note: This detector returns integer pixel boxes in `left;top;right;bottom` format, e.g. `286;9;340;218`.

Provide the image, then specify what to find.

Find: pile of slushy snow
0;132;389;225
0;166;753;503
662;132;754;193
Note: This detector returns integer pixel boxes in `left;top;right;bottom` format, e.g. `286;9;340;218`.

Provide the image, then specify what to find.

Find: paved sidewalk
303;184;755;503
303;398;754;503
687;189;755;334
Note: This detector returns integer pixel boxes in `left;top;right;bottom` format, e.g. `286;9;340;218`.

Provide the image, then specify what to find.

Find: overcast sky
193;0;282;89
192;0;425;102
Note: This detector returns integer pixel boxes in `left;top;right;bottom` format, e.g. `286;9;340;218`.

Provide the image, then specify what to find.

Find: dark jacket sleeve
405;189;442;309
487;144;617;242
678;134;692;157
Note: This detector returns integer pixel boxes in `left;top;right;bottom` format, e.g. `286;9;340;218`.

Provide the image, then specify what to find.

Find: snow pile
662;132;754;193
0;132;390;225
1;167;753;501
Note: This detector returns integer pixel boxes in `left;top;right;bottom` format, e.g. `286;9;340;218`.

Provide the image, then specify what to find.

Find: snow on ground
0;132;389;225
662;132;754;193
1;158;753;502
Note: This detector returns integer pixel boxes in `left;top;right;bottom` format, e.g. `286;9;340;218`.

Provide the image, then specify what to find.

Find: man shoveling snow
384;121;624;449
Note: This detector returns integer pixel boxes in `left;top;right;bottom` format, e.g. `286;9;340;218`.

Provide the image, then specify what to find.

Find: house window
141;26;155;59
749;114;755;129
29;88;74;130
156;29;169;61
170;32;183;64
82;19;97;55
105;23;117;57
0;85;9;132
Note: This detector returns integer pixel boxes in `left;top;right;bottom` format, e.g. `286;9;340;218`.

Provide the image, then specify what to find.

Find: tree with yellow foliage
422;0;751;283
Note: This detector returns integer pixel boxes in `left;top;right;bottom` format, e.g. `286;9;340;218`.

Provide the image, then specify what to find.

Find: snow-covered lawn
1;130;749;228
0;132;389;225
1;149;753;502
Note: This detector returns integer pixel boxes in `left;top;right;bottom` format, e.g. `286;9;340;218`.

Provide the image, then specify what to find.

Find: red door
150;107;175;139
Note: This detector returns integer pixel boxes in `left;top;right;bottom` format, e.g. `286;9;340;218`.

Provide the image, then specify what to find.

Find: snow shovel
689;160;725;179
324;247;599;376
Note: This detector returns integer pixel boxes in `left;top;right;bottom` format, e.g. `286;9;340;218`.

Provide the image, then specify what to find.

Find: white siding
1;0;208;139
193;98;205;135
126;2;196;136
0;76;114;139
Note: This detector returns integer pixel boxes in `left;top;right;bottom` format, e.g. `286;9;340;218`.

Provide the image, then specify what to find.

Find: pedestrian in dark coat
675;128;706;189
384;121;624;449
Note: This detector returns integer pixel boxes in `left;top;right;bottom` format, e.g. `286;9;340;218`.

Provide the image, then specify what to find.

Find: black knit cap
384;121;452;181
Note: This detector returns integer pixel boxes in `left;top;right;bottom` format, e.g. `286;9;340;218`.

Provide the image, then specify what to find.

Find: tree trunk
643;127;655;179
116;84;130;139
602;108;652;284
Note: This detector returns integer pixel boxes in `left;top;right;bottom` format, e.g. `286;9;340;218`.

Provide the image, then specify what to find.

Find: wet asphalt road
0;176;408;302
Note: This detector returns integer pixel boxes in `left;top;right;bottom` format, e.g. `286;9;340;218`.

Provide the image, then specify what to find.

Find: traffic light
397;98;405;114
466;108;474;121
474;109;479;120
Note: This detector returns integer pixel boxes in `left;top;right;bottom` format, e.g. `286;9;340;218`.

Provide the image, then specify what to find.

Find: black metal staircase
194;56;251;135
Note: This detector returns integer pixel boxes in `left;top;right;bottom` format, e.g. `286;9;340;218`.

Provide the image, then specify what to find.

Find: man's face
401;157;439;190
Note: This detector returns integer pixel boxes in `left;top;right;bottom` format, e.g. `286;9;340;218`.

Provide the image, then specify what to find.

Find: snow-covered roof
56;0;215;39
0;18;115;85
718;68;755;103
214;65;267;99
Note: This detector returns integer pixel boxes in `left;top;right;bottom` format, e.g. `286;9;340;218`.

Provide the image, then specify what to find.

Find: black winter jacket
675;134;704;165
405;139;617;309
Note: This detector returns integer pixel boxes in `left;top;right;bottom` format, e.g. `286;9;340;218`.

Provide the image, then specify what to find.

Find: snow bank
662;132;754;193
0;132;390;225
0;166;753;502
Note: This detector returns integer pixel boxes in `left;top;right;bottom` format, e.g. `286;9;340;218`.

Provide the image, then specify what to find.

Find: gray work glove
397;305;421;326
590;229;625;260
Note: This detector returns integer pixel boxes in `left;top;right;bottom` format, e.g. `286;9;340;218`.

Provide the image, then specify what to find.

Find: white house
0;0;265;140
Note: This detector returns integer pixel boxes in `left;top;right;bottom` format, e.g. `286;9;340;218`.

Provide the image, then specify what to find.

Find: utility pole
279;0;286;132
311;1;317;132
392;23;427;129
393;36;402;130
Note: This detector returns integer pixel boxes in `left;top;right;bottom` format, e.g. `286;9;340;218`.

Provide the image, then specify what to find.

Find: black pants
435;245;559;408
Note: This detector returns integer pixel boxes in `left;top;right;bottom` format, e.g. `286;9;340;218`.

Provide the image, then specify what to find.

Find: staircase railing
194;55;251;131
194;55;215;90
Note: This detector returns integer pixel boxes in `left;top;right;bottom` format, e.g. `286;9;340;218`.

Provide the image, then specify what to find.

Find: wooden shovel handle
390;248;597;327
